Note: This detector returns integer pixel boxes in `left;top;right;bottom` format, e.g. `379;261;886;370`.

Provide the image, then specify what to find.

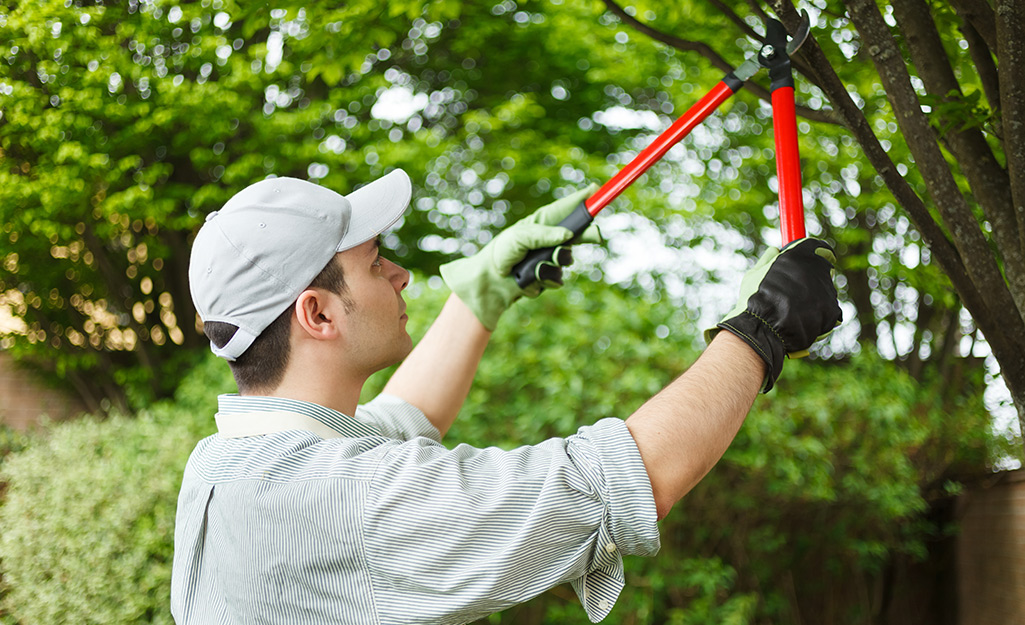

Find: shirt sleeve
363;417;660;624
355;393;442;443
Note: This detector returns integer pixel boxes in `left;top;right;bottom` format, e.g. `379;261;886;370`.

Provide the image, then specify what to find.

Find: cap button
205;211;219;222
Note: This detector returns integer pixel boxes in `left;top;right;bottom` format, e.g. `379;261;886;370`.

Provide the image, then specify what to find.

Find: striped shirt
171;393;660;624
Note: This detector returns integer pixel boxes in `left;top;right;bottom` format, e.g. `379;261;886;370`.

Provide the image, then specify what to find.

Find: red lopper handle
584;81;737;217
771;86;806;245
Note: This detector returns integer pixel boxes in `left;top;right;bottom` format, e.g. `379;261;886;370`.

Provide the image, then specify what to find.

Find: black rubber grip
723;72;745;93
510;201;593;288
769;62;794;91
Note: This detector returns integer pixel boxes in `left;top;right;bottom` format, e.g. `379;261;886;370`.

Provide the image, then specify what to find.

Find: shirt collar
215;394;383;439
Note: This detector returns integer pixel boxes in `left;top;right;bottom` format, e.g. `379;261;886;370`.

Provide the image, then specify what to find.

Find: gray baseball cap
189;169;411;361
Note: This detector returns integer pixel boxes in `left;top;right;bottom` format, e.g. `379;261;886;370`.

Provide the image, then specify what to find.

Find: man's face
334;237;412;374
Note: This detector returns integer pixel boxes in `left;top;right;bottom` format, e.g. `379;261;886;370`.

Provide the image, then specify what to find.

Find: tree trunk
765;0;1025;446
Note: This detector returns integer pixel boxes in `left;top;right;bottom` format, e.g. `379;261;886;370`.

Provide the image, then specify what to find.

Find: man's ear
294;289;344;341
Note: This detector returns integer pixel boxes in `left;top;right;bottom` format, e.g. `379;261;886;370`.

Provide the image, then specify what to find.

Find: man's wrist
715;312;782;392
445;292;493;336
711;329;768;372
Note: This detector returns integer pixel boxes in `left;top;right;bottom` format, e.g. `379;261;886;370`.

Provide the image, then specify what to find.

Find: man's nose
387;259;409;291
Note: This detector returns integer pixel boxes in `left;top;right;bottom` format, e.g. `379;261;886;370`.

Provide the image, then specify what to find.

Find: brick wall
0;351;87;430
956;469;1025;625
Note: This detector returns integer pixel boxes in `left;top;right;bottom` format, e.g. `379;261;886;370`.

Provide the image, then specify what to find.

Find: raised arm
626;332;762;518
629;238;842;519
385;185;600;436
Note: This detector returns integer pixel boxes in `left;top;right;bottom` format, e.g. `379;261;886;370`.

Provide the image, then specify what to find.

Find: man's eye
372;256;383;267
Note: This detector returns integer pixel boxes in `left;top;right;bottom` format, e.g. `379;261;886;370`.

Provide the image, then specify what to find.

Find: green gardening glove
705;238;842;393
441;184;601;331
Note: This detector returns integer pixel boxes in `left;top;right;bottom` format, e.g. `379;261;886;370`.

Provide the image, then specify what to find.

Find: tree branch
601;0;840;125
891;0;1025;314
844;0;1018;324
66;369;104;415
841;228;879;347
843;0;1025;427
765;5;960;270
765;1;1025;385
950;0;998;53
704;0;764;43
745;0;770;24
160;228;203;349
80;222;161;396
26;305;127;414
959;18;1001;123
906;292;935;381
996;0;1025;286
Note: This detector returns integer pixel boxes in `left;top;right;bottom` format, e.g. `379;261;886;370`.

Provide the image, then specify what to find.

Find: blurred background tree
0;279;1007;623
599;0;1025;451
2;0;1022;434
0;0;1022;620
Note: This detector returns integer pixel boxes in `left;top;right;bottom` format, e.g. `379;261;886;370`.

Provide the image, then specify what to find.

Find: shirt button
604;543;617;553
598;599;610;611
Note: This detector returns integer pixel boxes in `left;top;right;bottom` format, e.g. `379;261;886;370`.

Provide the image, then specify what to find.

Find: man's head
189;170;411;393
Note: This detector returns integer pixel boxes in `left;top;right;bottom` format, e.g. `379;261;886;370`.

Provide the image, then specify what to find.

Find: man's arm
383;294;491;437
386;186;599;436
625;331;762;519
629;238;842;519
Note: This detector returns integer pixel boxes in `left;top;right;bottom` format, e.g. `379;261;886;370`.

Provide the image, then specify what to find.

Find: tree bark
891;0;1025;316
844;0;1014;327
768;0;1025;434
843;0;1025;433
996;0;1025;288
950;0;998;54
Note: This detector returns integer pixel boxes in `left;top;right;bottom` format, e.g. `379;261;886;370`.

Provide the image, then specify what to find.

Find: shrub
1;414;186;623
0;276;1001;624
0;356;227;623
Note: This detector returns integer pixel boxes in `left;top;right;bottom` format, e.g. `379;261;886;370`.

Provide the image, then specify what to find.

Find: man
172;168;841;623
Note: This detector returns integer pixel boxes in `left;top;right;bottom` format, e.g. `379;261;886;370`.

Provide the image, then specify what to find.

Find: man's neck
253;373;367;418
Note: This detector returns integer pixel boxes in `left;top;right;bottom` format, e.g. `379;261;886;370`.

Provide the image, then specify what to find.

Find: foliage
5;0;1021;432
0;275;999;623
0;425;29;625
0;271;1004;623
0;427;28;469
1;0;1021;616
601;0;1025;428
0;0;447;409
0;366;220;623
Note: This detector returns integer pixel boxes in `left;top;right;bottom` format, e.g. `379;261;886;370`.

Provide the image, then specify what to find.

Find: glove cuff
440;258;519;332
716;311;786;393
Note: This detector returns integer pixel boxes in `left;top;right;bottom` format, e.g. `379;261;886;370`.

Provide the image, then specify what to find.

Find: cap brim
337;169;411;252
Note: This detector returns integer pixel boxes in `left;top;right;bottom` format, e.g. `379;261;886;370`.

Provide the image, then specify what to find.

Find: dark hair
204;256;349;393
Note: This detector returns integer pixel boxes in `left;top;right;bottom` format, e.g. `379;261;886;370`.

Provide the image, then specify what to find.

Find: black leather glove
706;238;842;392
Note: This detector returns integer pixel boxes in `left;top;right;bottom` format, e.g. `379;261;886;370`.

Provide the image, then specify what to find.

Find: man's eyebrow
367;235;382;256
